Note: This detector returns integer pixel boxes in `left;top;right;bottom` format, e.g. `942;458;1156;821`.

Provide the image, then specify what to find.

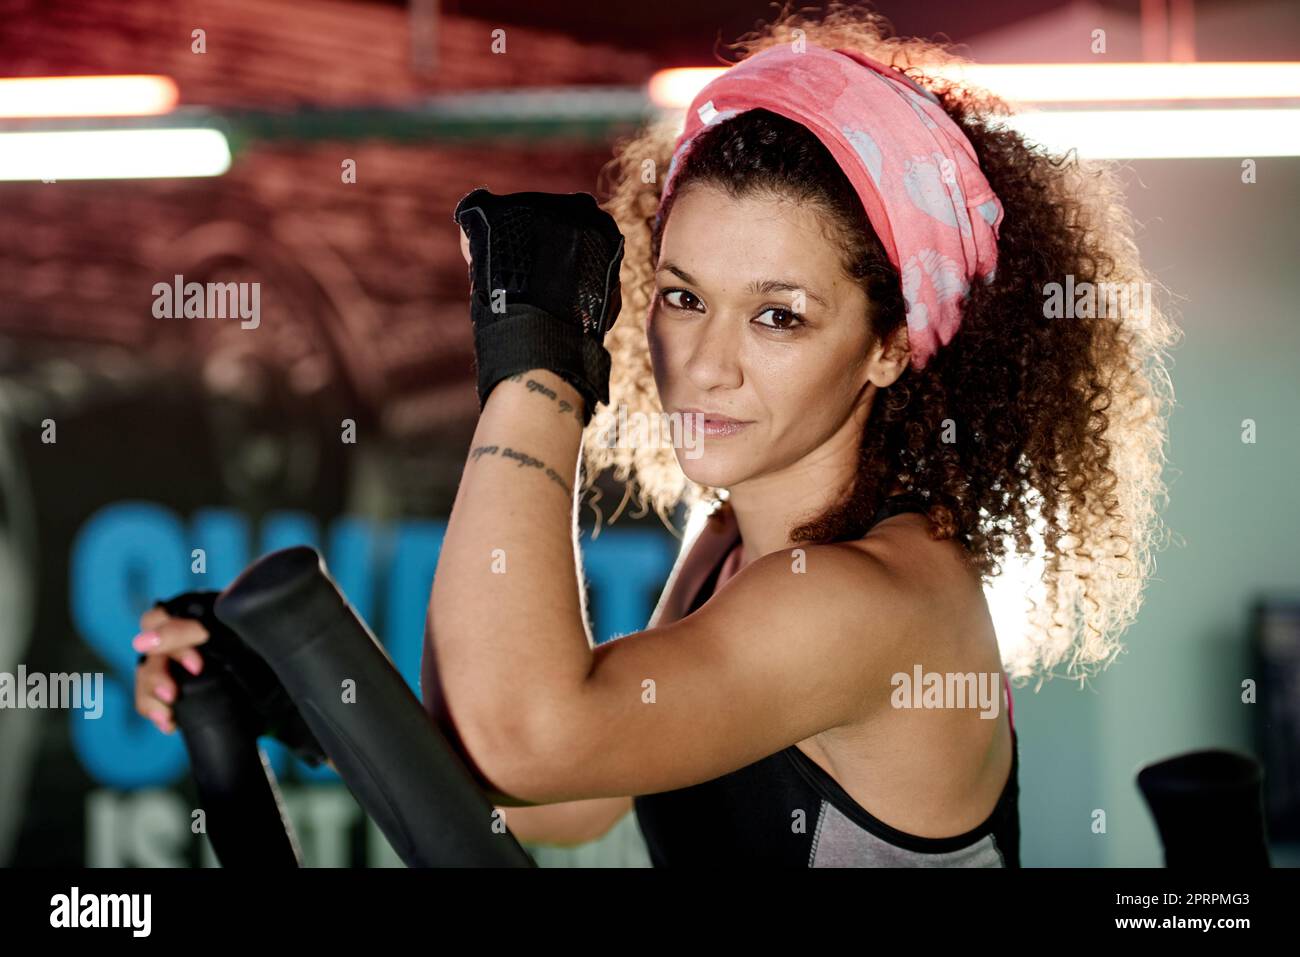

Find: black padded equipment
167;656;304;867
213;546;535;868
1137;748;1271;867
157;591;327;768
157;591;311;867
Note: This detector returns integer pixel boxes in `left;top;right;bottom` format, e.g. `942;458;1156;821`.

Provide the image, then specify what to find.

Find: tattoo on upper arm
504;372;585;424
469;443;573;499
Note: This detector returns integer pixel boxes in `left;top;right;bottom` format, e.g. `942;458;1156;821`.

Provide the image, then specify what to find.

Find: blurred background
0;0;1297;868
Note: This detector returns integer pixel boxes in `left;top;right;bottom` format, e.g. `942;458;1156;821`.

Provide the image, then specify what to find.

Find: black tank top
633;493;1021;867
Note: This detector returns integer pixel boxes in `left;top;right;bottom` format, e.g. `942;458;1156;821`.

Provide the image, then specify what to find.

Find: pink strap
1003;668;1015;733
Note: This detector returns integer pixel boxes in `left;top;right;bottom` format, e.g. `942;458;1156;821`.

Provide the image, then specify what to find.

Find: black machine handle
213;545;535;868
168;658;304;867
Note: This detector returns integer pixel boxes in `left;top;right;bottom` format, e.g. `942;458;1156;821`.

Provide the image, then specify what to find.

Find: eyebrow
656;262;830;309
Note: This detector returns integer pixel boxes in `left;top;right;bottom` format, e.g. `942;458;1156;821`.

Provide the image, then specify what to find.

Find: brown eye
663;289;702;311
753;306;805;332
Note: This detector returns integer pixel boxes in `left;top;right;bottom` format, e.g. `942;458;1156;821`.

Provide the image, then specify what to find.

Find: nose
680;309;744;393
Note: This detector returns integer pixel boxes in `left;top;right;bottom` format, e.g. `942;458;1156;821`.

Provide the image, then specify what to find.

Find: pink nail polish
132;631;161;652
182;655;202;676
155;684;175;703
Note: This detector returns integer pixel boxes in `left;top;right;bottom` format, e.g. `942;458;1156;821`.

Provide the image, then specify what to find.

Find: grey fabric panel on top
810;800;1006;867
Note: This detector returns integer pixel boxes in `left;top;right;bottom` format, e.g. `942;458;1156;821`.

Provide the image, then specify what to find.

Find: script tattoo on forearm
469;443;573;498
504;372;585;424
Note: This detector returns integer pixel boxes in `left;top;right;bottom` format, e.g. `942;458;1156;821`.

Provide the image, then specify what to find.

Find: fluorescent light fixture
0;128;232;181
1001;108;1300;158
0;75;179;118
647;68;729;113
930;62;1300;103
648;62;1300;109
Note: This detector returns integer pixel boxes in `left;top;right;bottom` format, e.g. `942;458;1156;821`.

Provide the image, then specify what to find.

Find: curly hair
581;2;1180;684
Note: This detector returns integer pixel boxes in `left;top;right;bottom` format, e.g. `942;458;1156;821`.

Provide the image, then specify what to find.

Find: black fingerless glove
453;188;624;425
150;590;327;767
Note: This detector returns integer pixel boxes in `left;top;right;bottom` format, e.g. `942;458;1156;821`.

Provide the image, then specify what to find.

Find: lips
678;408;753;438
677;407;748;423
696;419;750;437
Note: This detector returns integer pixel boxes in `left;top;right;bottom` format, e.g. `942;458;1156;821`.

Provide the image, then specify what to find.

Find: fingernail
132;631;161;652
155;684;175;704
182;654;202;676
149;709;168;728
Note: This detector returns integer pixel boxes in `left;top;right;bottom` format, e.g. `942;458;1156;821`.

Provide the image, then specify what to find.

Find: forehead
659;183;844;282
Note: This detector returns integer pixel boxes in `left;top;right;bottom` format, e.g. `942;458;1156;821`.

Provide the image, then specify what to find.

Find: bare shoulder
631;529;941;734
703;522;950;687
728;533;922;628
710;510;973;651
848;510;983;611
839;510;1001;709
832;511;993;694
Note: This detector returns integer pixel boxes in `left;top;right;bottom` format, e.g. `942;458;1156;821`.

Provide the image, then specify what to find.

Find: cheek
742;345;806;403
645;305;677;379
754;347;856;427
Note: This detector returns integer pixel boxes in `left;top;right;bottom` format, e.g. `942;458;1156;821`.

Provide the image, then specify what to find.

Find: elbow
424;604;591;802
420;633;538;800
454;699;566;805
459;696;585;805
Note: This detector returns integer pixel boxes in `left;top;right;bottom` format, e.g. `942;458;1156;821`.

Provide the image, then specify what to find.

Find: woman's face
648;181;901;491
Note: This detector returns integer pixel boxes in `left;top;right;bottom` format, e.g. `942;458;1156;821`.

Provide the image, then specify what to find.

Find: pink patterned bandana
656;42;1004;370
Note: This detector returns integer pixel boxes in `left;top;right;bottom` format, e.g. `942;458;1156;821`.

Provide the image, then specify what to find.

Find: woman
135;6;1177;866
423;4;1176;866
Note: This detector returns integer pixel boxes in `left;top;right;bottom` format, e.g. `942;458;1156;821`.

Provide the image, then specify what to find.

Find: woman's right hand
132;606;211;734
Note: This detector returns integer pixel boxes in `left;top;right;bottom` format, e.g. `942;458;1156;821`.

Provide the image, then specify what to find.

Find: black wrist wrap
472;303;612;422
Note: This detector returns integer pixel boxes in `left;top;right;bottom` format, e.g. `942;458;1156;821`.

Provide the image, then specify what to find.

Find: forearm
429;368;594;760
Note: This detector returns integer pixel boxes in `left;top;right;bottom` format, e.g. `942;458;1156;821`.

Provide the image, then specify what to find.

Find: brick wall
0;0;656;436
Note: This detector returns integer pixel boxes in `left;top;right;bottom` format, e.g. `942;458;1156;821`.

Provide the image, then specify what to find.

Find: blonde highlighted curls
581;3;1181;684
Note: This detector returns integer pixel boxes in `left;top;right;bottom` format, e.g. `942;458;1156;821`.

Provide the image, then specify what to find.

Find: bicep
522;545;912;802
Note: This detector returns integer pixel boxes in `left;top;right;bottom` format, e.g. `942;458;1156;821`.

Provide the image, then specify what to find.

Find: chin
676;453;747;489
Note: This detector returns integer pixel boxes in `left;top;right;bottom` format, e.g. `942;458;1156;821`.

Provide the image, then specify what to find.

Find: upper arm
498;795;633;847
501;543;922;803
